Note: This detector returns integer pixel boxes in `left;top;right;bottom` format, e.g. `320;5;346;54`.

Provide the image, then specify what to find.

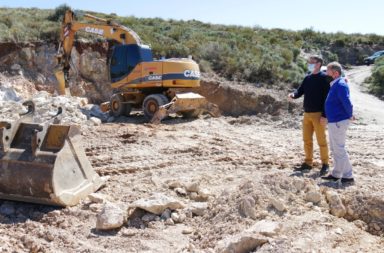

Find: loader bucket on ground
0;107;103;206
151;92;221;124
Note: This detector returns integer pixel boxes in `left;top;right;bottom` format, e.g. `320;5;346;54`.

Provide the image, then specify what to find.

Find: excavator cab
109;44;153;82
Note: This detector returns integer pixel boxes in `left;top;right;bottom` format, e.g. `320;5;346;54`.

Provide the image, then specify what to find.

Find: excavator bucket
0;101;103;206
151;92;221;124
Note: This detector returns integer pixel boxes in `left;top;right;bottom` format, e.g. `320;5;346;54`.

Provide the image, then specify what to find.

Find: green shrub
48;4;71;21
368;57;384;97
1;6;384;89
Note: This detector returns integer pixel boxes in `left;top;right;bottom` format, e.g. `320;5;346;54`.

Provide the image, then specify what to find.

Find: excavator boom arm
55;9;142;95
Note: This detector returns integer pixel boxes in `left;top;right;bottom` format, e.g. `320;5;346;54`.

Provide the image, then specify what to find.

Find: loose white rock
131;193;185;215
96;202;126;230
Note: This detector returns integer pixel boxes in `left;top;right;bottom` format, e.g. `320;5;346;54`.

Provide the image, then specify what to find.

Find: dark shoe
321;174;340;181
294;163;312;171
341;177;355;183
319;164;329;176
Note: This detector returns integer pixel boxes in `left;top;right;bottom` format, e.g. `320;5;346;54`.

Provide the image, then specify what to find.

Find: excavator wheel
110;94;132;117
143;94;169;120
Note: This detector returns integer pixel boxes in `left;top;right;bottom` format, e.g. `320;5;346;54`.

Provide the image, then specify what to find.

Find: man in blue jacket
322;62;354;183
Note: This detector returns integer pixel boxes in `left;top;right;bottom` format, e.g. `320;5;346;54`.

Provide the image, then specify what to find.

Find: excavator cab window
109;45;153;82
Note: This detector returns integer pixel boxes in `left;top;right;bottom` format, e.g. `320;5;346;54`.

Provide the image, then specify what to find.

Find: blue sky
1;0;383;35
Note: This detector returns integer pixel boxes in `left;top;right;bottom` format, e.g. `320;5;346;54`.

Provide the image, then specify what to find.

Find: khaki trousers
302;112;329;166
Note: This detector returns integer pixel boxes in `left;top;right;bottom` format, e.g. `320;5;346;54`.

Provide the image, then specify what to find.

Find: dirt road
347;66;384;126
0;66;383;252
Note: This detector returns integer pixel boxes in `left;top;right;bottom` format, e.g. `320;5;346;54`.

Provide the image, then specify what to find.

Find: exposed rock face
0;42;111;103
193;78;291;117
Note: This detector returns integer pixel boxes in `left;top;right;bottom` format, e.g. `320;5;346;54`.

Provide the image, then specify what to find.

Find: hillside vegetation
1;5;384;89
366;57;384;98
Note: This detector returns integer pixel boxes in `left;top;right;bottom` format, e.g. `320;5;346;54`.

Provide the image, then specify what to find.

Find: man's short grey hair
327;62;342;75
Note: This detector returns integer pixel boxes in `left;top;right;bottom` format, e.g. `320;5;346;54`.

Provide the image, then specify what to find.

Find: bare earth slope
0;66;383;252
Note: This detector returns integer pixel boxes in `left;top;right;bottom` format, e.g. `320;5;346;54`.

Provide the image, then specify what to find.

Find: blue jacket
325;78;353;123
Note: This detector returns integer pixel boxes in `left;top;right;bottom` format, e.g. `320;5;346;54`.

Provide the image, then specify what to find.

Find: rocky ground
0;66;383;252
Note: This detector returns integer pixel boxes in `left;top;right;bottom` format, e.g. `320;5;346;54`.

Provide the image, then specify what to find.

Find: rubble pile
0;77;108;127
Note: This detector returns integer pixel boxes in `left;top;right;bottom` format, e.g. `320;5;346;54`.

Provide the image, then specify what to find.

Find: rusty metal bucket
0;101;103;206
151;92;221;124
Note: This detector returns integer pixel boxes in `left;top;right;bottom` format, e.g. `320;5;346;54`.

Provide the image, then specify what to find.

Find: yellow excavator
55;10;219;123
0;10;219;207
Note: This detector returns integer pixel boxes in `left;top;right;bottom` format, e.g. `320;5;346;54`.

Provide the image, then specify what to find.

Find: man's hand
350;115;355;121
288;93;295;101
320;117;327;126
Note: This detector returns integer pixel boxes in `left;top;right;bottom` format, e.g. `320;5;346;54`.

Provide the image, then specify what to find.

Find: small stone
89;203;103;213
250;220;282;237
185;210;193;218
188;202;208;216
88;193;106;203
305;202;314;208
182;227;194;234
270;198;286;212
141;213;158;223
161;208;172;220
122;228;136;237
293;179;305;192
96;202;126;230
185;181;200;193
178;213;186;222
189;192;198;200
239;196;257;219
0;202;15;216
216;230;268;253
89;117;102;126
353;220;367;230
147;221;157;229
171;212;180;223
48;210;61;217
325;191;346;218
305;191;322;204
372;223;381;231
175;187;187;196
164;218;174;225
197;188;210;201
11;64;21;71
335;228;343;235
131;193;185;215
45;232;55;242
347;207;354;216
167;180;182;189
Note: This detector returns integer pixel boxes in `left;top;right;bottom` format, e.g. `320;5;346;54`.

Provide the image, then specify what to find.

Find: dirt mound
194;75;298;117
189;175;320;249
344;193;384;236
